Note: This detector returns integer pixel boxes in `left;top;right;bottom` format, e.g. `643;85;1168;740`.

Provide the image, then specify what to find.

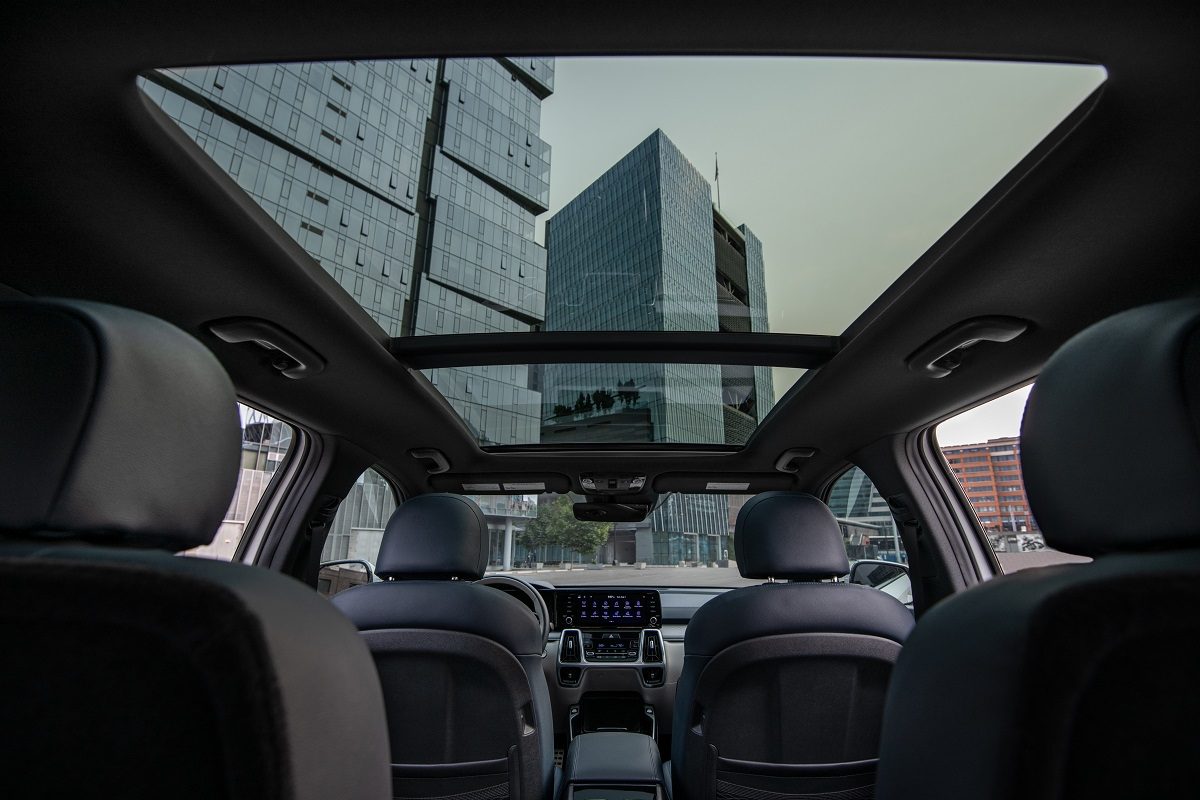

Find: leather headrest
735;492;850;580
375;493;489;580
0;299;241;551
1022;298;1200;556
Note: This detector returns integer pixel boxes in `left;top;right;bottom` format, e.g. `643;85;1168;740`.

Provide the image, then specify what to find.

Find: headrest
735;492;850;580
1022;298;1200;556
0;299;240;551
375;493;489;580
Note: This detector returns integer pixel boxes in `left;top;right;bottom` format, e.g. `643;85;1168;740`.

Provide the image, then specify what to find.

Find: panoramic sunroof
140;56;1105;446
422;361;798;447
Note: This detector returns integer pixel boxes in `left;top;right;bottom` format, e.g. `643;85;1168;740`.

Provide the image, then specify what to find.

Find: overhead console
557;590;666;689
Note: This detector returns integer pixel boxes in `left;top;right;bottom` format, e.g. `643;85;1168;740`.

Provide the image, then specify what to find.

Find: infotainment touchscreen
558;590;661;628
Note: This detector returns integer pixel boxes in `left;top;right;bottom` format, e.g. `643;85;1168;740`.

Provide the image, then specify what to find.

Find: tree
573;392;594;414
616;379;641;408
592;388;616;412
519;498;566;561
552;403;573;418
520;496;613;563
561;513;613;563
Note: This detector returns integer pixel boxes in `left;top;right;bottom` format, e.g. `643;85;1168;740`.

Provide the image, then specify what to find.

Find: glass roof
424;362;800;448
141;56;1106;445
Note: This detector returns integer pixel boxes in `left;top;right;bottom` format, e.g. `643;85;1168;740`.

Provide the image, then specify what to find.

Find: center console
556;590;666;690
562;732;665;800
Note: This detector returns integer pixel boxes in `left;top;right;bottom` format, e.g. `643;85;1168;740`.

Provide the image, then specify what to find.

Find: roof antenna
714;152;722;210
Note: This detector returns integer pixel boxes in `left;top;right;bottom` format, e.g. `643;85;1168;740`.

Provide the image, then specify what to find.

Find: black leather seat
333;493;556;800
670;492;915;800
0;298;390;800
876;298;1200;800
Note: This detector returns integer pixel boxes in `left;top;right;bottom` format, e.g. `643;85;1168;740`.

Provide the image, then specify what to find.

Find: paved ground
996;550;1091;572
489;551;1087;586
489;564;762;587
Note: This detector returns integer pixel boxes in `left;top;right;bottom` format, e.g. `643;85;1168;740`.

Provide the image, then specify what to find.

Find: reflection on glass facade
144;56;555;563
541;129;777;563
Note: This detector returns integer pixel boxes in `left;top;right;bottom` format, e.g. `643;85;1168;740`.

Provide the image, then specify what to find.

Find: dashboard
479;581;730;741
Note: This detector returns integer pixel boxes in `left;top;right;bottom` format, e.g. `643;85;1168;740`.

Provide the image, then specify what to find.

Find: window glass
827;467;908;565
317;467;398;596
826;466;912;605
459;487;908;590
936;386;1090;572
142;57;1104;451
185;403;294;560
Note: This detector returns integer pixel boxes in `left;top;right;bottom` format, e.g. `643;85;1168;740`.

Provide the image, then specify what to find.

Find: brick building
941;436;1039;535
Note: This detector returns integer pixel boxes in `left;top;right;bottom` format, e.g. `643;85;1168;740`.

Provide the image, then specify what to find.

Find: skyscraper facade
541;129;775;563
141;56;555;560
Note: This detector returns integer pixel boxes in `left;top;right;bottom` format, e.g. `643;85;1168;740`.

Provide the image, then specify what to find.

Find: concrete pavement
488;564;762;587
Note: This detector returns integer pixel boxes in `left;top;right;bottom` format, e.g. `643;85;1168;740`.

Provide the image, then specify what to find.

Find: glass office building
141;57;555;561
541;129;775;564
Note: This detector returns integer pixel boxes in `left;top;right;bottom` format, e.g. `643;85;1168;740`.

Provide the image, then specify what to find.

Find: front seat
0;298;391;799
332;493;556;800
876;298;1200;800
670;493;915;800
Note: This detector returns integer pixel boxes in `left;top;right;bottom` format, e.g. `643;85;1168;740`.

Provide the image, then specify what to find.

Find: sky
535;57;1105;408
934;384;1031;446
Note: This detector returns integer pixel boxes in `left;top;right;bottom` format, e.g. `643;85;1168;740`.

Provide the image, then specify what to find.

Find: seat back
876;299;1200;800
672;494;914;800
0;299;391;800
684;631;901;800
362;628;548;800
332;494;555;800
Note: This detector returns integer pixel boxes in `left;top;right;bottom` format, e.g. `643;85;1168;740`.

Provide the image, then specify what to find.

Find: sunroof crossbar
388;331;841;369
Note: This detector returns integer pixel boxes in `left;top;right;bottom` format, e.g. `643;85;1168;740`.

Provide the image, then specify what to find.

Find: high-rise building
540;129;775;564
140;56;555;563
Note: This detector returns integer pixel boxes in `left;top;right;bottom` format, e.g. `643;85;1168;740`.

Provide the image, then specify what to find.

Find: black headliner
2;0;1198;498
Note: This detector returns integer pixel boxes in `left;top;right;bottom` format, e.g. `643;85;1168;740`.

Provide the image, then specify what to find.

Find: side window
186;403;295;561
318;467;398;597
936;385;1089;573
827;467;908;565
827;467;912;606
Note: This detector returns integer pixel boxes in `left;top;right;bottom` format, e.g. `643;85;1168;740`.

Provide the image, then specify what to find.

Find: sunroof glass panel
421;363;799;447
142;55;1105;444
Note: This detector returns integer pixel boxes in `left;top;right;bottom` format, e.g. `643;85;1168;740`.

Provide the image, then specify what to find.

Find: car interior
2;2;1198;799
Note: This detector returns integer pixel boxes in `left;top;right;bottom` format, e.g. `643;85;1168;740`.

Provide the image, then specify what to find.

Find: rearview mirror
573;502;651;522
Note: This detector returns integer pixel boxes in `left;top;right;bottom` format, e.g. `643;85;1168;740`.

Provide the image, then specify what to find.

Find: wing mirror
317;559;376;597
848;559;913;608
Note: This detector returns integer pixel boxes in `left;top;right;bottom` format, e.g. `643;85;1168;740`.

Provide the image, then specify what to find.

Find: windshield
469;487;906;588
